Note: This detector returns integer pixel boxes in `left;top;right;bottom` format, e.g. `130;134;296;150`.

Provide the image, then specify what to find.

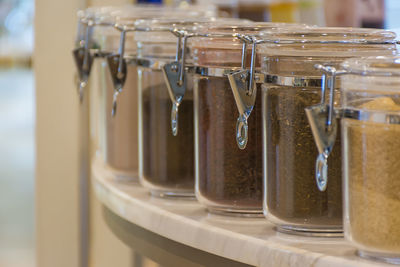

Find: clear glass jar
95;13;139;181
191;23;301;216
75;6;135;174
259;27;397;235
341;56;400;264
135;18;225;198
77;6;214;182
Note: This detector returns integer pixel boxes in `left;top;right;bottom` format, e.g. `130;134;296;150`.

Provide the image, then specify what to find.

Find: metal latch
162;31;189;136
305;65;347;191
228;38;258;150
107;29;128;117
73;21;94;102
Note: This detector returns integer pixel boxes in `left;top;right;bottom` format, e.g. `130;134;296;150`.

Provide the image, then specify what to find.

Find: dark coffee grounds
196;76;263;210
142;83;194;191
265;85;342;227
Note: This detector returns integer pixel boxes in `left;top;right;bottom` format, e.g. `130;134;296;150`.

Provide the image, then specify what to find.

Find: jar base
276;225;343;237
207;207;264;218
358;250;400;265
150;190;195;200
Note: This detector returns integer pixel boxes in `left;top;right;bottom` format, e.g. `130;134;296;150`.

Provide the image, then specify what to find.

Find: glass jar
94;10;140;181
75;6;214;182
135;18;236;197
259;27;397;235
191;23;301;216
340;56;400;264
75;6;131;170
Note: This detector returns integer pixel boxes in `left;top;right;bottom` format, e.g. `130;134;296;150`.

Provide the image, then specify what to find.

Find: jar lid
341;56;400;93
342;56;400;76
191;22;302;50
261;27;396;43
258;27;397;57
134;18;247;43
77;5;177;41
78;5;158;25
78;4;216;27
77;4;218;53
76;6;122;49
189;23;305;68
134;17;215;32
77;5;174;52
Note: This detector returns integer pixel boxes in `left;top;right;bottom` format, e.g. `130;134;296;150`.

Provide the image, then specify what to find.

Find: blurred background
0;0;399;267
0;1;34;267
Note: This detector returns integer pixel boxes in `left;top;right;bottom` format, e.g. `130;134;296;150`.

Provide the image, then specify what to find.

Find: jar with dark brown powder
135;18;237;197
191;23;299;215
258;27;397;235
79;6;209;181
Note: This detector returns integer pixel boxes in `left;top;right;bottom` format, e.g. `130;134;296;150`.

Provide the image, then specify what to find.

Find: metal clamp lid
306;59;400;191
106;24;170;116
227;36;258;150
307;57;400;190
73;17;117;102
305;64;347;192
73;20;95;102
162;30;189;136
103;24;198;128
106;24;193;117
106;25;132;116
162;29;265;137
160;28;267;138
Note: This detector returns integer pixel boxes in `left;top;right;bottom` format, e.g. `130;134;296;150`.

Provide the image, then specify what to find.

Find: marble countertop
92;159;393;267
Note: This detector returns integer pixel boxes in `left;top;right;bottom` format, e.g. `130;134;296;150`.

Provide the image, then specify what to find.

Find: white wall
35;0;84;265
35;0;135;267
87;58;134;267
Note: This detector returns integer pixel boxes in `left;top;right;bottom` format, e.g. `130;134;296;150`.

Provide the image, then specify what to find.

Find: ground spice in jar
345;97;400;253
192;24;293;213
265;85;342;227
141;80;195;192
104;64;139;176
259;27;397;233
93;29;139;179
196;77;263;211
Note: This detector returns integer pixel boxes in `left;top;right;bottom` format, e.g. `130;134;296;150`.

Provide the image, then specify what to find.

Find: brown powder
141;70;195;194
265;85;342;228
196;76;263;212
345;97;400;253
104;64;139;177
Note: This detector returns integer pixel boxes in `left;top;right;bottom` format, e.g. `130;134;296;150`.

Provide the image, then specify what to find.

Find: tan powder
345;97;400;253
